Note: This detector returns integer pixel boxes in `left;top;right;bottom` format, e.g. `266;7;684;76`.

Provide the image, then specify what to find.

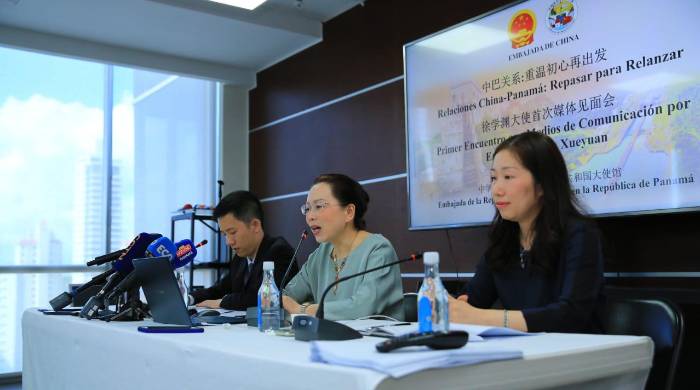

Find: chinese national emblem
508;10;537;49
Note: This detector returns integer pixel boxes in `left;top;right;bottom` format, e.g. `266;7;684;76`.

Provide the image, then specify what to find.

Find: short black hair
214;191;264;228
313;173;370;230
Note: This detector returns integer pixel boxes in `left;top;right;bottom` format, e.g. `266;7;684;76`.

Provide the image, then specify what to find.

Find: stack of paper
310;327;530;378
376;323;538;339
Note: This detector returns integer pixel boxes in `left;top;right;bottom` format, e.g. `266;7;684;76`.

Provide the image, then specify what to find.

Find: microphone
292;253;423;341
86;249;127;266
146;236;177;260
79;233;163;319
49;233;161;311
80;272;125;319
106;238;206;301
171;239;207;269
112;233;164;275
49;268;115;310
279;229;308;290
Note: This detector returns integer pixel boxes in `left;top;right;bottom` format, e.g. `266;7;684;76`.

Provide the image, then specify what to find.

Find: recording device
106;238;207;302
49;269;112;310
49;233;162;310
279;229;307;289
292;253;422;341
78;233;163;319
79;272;124;319
86;248;127;266
375;330;469;353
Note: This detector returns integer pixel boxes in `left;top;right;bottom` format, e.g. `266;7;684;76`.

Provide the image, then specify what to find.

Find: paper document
337;319;412;337
376;323;537;339
310;337;523;378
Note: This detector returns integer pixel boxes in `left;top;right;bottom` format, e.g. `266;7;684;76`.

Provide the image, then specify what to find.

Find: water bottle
257;261;280;333
417;251;449;333
175;271;189;306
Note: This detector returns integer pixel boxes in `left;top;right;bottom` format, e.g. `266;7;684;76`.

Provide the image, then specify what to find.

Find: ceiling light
206;0;267;10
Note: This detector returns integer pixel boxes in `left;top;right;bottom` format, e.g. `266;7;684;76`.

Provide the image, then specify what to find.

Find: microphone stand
292;253;422;341
279;229;308;290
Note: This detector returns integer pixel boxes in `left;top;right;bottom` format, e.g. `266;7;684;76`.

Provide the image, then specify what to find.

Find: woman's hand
282;295;318;316
448;294;480;324
282;295;301;314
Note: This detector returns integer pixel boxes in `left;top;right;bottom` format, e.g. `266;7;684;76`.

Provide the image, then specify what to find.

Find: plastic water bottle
258;261;280;333
417;252;449;333
175;271;189;306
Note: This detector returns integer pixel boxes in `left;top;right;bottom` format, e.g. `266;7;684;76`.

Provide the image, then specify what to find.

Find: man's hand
196;299;222;309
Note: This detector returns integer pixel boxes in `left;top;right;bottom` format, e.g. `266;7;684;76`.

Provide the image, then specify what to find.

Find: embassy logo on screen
547;0;576;33
508;9;537;48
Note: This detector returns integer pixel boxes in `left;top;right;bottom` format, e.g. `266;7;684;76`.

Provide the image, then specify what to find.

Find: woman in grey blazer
282;174;404;321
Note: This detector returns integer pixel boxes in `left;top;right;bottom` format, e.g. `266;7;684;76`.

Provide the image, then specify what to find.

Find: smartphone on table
138;325;204;333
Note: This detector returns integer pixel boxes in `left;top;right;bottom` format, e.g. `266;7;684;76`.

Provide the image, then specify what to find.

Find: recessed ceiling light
206;0;267;10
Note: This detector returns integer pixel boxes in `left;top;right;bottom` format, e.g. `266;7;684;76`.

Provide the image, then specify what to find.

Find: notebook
132;256;245;326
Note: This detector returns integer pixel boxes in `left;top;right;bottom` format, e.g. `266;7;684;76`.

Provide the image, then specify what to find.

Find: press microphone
292;253;422;341
106;239;206;301
279;229;307;290
79;233;162;319
49;233;161;311
146;236;177;260
113;233;164;275
80;272;125;319
171;239;207;269
86;249;127;266
49;268;115;310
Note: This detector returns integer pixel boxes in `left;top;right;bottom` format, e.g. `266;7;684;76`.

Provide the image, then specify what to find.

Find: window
0;46;217;374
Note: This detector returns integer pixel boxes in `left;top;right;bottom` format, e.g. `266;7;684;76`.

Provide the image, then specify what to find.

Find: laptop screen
133;256;192;326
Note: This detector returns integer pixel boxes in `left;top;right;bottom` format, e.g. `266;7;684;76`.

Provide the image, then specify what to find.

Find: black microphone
49;268;116;310
86;249;126;266
80;272;126;319
279;229;308;290
292;253;422;341
49;233;162;311
105;272;140;302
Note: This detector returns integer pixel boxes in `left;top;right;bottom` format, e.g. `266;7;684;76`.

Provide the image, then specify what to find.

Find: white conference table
22;309;652;390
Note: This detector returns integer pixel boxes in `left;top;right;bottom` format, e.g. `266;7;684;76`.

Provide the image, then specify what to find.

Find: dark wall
249;1;698;384
249;0;700;278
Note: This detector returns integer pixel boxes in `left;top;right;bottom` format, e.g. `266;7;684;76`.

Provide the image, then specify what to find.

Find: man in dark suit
190;191;297;310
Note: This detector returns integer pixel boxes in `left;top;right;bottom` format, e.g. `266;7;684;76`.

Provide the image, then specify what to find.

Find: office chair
601;298;684;390
403;292;418;322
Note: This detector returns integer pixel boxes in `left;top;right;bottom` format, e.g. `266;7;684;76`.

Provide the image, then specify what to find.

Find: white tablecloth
22;309;652;390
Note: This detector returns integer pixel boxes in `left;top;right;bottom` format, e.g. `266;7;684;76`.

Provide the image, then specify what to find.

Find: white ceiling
0;0;362;86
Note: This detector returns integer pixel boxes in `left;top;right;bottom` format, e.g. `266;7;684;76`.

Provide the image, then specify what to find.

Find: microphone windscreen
113;233;163;274
147;236;177;260
172;239;197;269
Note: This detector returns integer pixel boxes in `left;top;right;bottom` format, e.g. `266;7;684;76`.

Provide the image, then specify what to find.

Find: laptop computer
132;256;245;326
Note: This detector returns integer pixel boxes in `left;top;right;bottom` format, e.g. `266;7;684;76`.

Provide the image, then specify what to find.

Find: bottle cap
263;261;274;270
423;251;439;265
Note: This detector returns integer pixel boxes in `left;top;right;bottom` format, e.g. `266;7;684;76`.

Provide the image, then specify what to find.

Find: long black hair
485;131;586;273
313;173;370;230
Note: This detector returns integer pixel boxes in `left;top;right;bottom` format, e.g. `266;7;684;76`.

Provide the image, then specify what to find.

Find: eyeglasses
300;200;340;216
